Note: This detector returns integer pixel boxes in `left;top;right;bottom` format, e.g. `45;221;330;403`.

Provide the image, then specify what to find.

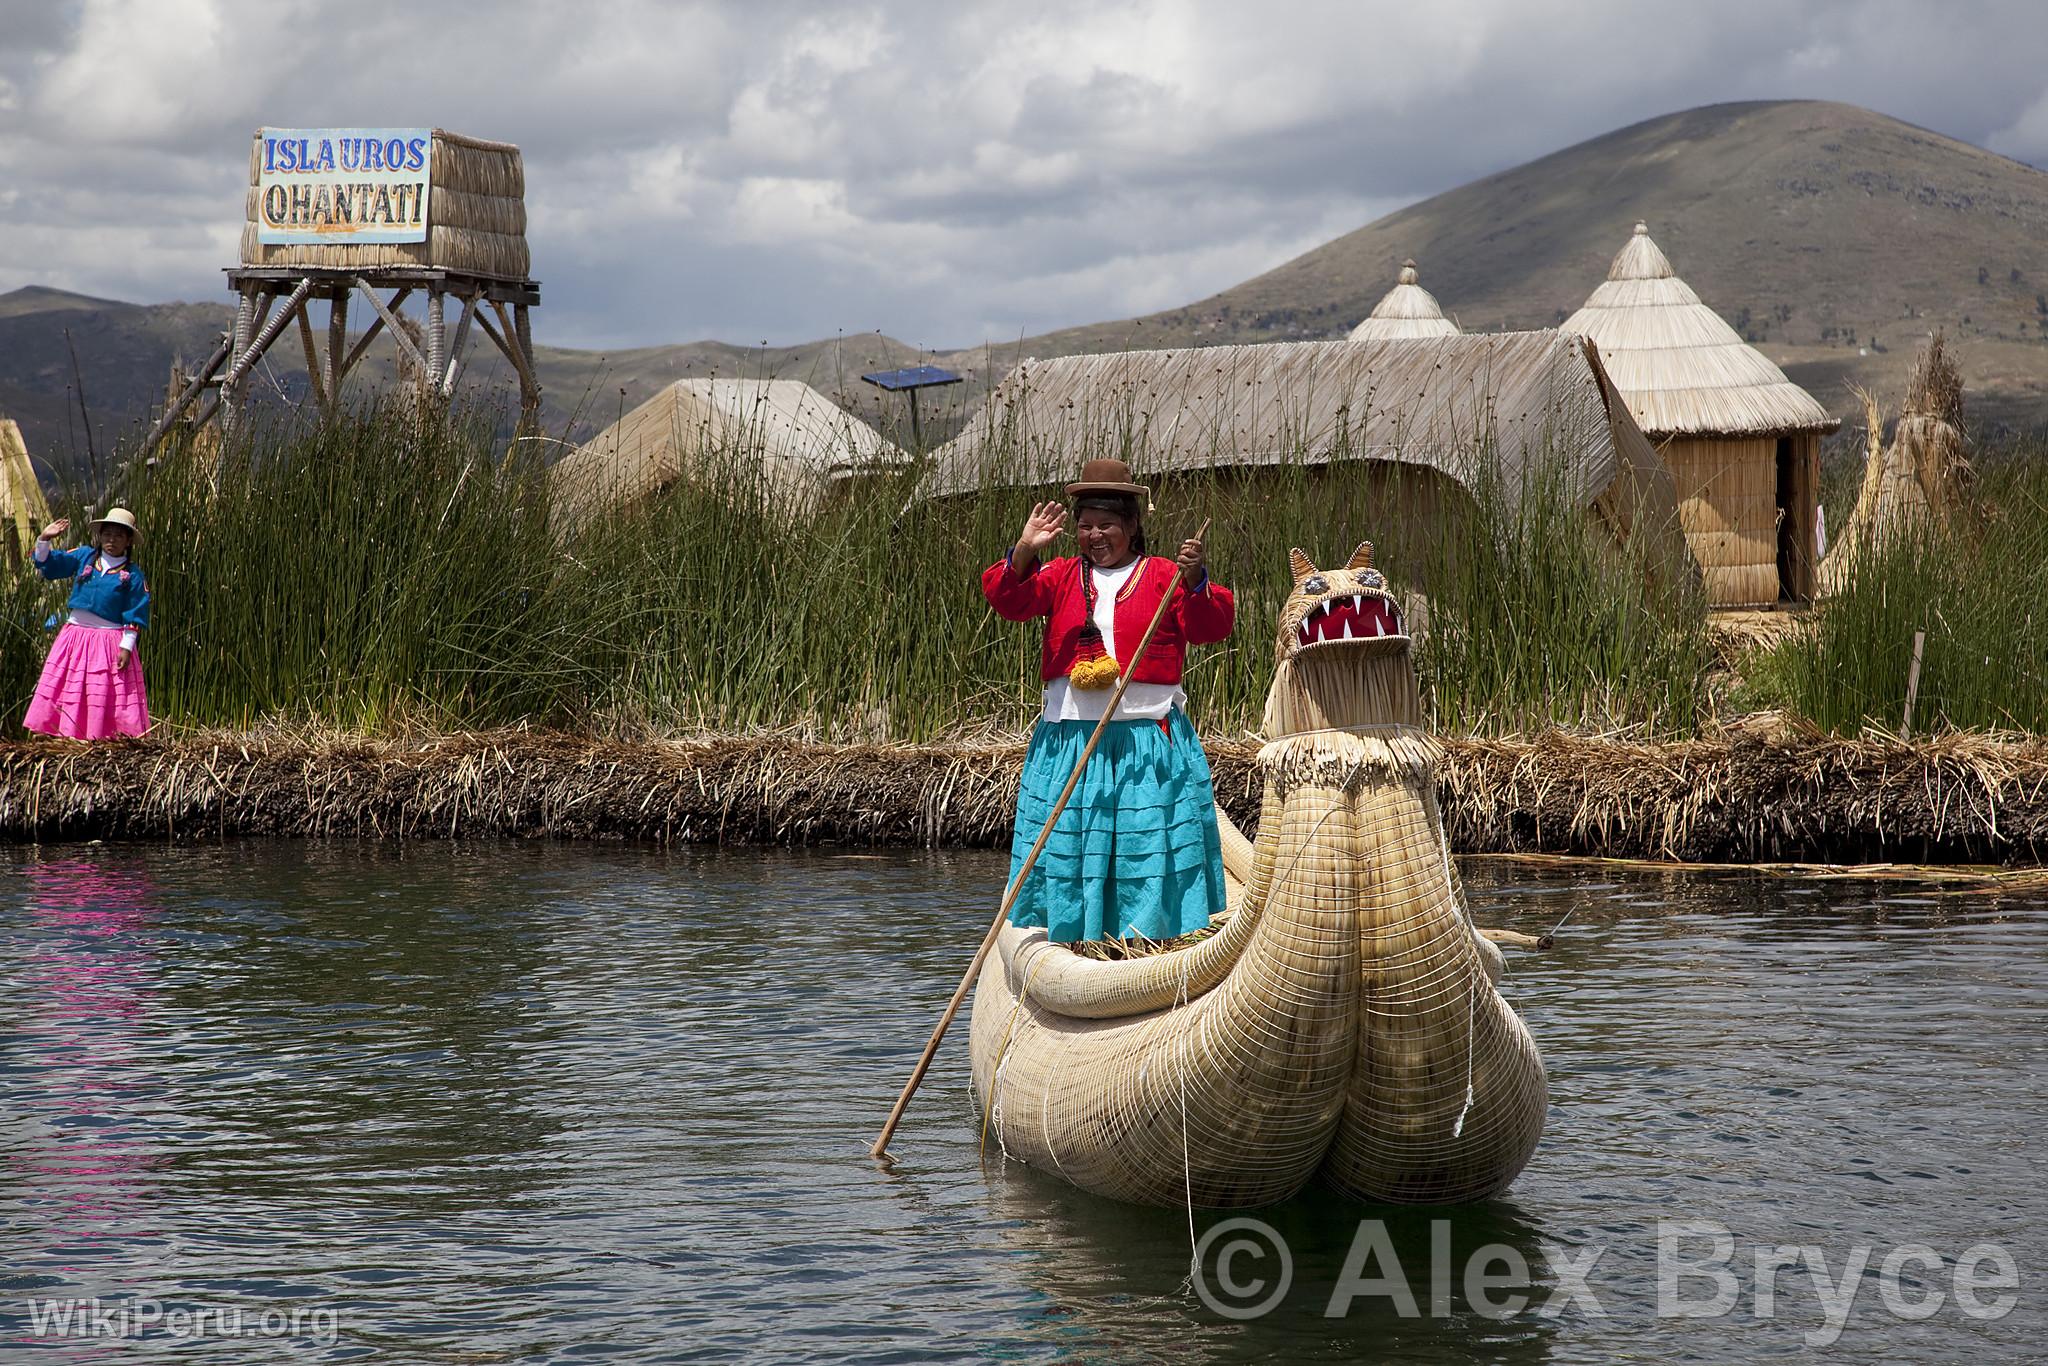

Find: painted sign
256;128;432;244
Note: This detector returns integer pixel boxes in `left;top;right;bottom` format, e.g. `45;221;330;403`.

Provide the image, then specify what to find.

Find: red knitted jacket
980;553;1235;684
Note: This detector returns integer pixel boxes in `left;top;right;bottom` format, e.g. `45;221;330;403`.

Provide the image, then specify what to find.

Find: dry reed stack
0;418;49;565
239;130;529;280
0;727;2040;863
1564;223;1839;606
1347;259;1460;340
1820;332;1971;594
550;379;907;528
913;330;1686;559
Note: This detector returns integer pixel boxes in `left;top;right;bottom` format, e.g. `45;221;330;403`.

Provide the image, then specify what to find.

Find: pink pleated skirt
25;622;151;739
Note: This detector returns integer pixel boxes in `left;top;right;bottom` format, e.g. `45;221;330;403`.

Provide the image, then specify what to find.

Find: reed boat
969;543;1547;1207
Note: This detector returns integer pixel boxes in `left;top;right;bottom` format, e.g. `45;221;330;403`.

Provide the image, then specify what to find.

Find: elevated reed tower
146;127;540;455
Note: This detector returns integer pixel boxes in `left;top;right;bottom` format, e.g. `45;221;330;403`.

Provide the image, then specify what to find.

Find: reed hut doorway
1774;434;1820;602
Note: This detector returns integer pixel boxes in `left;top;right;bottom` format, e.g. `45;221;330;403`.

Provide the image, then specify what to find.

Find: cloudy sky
2;0;2045;351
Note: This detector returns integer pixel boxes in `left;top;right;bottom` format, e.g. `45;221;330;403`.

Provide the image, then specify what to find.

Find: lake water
0;842;2040;1362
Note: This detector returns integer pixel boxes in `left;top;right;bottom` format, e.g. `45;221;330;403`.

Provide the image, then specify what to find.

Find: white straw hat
88;507;140;543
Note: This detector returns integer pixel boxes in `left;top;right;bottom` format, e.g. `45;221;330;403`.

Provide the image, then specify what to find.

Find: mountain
3;99;2044;479
996;100;2048;431
0;288;943;479
0;291;237;479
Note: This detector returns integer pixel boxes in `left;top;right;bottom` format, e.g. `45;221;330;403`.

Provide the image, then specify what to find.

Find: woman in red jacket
981;459;1235;943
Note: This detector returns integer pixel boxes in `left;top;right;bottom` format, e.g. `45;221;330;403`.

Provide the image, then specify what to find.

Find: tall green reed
1;400;1715;741
10;403;603;732
1762;448;2048;734
573;403;1712;739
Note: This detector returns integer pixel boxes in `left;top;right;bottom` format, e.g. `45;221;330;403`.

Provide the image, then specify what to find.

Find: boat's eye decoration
1301;574;1328;595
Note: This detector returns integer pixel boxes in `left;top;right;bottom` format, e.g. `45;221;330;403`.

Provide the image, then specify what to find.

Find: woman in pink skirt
25;508;152;739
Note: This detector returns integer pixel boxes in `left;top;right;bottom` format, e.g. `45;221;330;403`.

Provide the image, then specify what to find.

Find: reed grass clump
1759;445;2048;735
7;405;601;731
578;422;1712;739
5;403;1714;740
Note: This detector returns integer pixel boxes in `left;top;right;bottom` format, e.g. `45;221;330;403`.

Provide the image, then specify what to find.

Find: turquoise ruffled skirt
1005;710;1228;943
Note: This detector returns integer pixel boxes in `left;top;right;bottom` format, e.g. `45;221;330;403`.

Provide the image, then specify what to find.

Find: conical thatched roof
550;378;904;526
1563;223;1837;438
1347;259;1459;341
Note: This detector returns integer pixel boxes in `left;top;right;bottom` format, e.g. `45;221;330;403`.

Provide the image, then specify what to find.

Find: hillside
0;288;952;477
3;99;2045;479
0;292;236;477
1001;100;2048;430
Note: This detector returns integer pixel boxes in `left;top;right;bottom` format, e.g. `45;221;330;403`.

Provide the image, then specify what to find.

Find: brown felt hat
1064;459;1148;499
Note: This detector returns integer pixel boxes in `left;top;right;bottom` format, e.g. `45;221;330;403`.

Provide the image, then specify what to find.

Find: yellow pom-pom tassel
1069;656;1122;691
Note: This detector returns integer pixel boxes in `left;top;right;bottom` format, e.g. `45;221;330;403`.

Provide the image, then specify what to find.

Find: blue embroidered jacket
37;545;151;630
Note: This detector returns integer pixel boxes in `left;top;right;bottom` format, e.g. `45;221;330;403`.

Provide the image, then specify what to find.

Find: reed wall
1665;435;1778;605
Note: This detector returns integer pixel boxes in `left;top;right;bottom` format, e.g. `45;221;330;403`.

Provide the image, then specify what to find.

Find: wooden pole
514;303;539;429
140;333;231;457
295;306;329;415
221;286;257;441
350;282;422;377
426;288;447;396
220;278;314;393
487;299;542;432
327;287;349;406
1903;629;1926;739
871;518;1212;1161
440;294;477;397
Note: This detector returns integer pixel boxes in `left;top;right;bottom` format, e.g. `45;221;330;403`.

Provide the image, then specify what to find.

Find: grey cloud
0;0;2043;349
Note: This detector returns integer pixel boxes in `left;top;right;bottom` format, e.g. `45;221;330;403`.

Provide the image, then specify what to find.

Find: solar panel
860;365;962;392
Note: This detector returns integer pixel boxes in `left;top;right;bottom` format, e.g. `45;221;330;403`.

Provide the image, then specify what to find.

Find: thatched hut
550;378;905;526
1563;223;1839;606
1347;260;1459;341
1820;333;1970;593
911;330;1688;565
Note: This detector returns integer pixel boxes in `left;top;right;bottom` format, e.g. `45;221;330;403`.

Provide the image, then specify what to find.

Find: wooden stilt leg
328;288;349;410
222;286;257;440
426;289;446;400
515;303;539;431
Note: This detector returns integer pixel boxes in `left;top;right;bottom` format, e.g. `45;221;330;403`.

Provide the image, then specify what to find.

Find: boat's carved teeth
1341;617;1355;639
1352;595;1363;613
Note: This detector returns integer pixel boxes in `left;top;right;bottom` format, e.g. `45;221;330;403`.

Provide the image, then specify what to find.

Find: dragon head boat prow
1261;541;1437;791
